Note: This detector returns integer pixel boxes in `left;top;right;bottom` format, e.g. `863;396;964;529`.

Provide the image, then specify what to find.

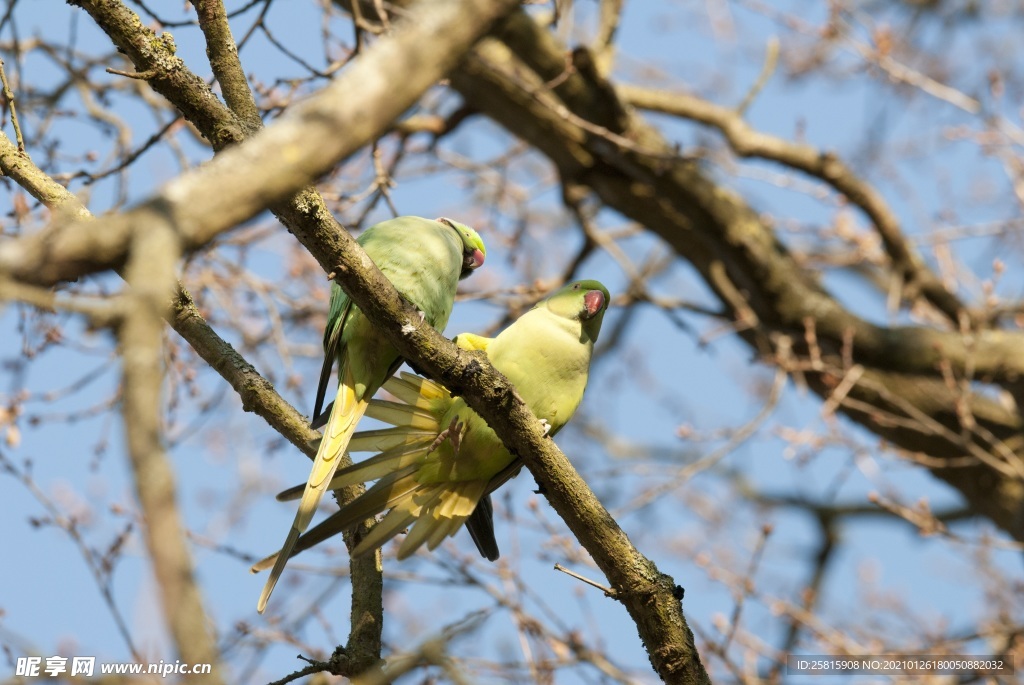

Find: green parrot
251;279;610;569
256;216;486;613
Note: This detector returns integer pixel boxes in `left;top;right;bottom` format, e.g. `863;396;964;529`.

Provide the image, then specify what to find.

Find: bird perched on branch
256;215;486;613
251;280;609;572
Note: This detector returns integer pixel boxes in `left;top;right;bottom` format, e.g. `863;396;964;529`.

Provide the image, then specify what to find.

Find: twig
719;524;773;653
0;278;123;326
322;185;711;684
194;0;262;130
554;563;618;597
0;451;143;662
618;82;971;326
104;66;159;79
736;36;778;116
0;56;26;153
592;0;622;77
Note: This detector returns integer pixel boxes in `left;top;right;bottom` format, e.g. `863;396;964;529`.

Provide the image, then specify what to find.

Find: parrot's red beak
464;248;485;271
583;290;605;318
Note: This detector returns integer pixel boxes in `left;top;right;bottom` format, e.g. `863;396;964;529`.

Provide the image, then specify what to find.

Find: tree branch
4;0;523;676
616;83;969;325
193;0;262;132
119;212;223;680
442;11;1024;540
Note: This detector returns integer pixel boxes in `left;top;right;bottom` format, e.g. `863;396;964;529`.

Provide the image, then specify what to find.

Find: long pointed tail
256;362;368;613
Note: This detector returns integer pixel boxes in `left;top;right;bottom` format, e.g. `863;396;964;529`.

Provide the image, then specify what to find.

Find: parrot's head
437;217;487;280
546;279;610;343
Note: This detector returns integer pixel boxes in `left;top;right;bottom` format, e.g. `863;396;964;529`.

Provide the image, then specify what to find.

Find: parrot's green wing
255;216;486;613
251;280;610;571
312;282;352;427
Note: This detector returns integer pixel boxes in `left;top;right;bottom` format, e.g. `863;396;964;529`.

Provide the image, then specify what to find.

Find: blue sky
2;1;1022;683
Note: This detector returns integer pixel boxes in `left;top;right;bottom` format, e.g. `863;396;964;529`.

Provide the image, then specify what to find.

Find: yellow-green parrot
256;216;486;613
251;280;609;569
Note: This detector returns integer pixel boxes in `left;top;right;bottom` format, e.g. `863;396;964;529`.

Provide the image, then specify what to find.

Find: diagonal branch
0;131;318;458
616;83;969;326
193;0;262;131
3;0;525;676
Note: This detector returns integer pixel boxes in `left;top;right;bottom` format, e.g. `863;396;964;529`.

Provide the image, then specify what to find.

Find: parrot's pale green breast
416;292;597;484
487;305;593;429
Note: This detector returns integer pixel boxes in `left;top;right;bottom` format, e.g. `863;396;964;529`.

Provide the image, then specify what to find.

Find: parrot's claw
428;427;450;454
539;418;551;437
429;417;466;456
449;420;465;455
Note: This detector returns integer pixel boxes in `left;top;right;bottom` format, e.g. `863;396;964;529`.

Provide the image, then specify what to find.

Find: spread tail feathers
256;361;368;613
252;373;492;573
252;471;489;570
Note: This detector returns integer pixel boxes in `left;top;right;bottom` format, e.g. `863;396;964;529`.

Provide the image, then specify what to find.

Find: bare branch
0;57;26;153
193;0;262;131
119;216;222;678
617;82;969;325
444;11;1024;540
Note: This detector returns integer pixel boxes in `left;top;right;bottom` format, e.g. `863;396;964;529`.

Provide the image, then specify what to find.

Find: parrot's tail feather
259;359;369;612
365;399;437;428
277;375;446;502
260;366;492;585
352;506;418;557
276;438;432;501
255;525;300;612
348;427;437;454
466;495;500;561
395;480;488;560
254;466;424;573
423;485;479;548
325;439;433;491
251;549;278;573
328;465;423;528
425;516;454;551
296;364;368;531
382;372;447;405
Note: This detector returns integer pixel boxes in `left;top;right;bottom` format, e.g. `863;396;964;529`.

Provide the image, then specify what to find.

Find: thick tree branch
0;126;389;673
0;130;318;459
451;36;1024;386
3;0;522;676
65;0;245;149
616;83;969;326
193;0;262;132
440;12;1024;540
